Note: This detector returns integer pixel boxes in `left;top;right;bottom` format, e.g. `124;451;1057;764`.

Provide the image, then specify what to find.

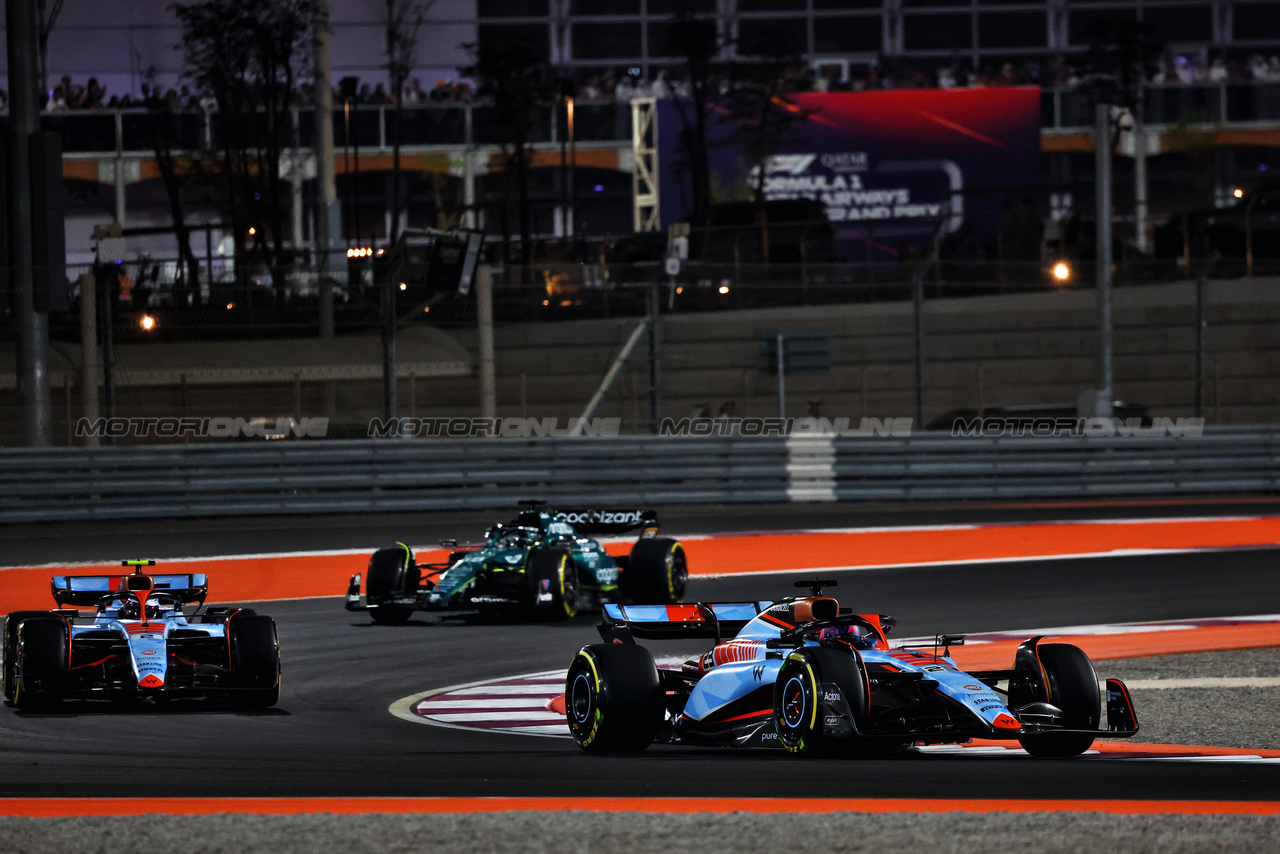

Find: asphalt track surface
2;501;1280;802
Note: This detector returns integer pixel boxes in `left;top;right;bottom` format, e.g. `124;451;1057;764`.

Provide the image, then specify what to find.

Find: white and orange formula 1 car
3;561;280;711
566;579;1139;757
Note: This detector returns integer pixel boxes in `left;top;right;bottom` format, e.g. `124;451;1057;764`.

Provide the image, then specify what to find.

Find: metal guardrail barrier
1;429;1278;524
0;438;791;523
830;429;1280;500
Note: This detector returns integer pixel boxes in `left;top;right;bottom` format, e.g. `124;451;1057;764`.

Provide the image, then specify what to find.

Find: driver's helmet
115;573;155;619
818;622;878;649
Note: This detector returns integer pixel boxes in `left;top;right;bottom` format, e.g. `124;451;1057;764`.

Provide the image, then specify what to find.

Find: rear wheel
13;617;68;712
622;538;687;604
367;546;414;625
565;644;663;752
528;549;578;620
774;646;871;756
1017;643;1100;758
229;615;280;710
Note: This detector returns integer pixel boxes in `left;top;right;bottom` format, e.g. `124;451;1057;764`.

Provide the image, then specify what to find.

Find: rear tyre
13;617;68;712
622;538;687;604
367;546;414;625
565;643;662;752
3;611;49;702
1017;643;1100;758
528;549;578;620
774;646;872;757
229;615;281;710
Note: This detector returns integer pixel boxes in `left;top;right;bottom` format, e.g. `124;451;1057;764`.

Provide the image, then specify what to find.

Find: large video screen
655;87;1043;262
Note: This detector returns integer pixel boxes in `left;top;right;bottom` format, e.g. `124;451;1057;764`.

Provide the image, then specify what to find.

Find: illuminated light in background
377;248;385;255
593;184;603;192
1052;262;1070;282
676;286;683;294
718;285;730;294
1233;188;1244;199
542;300;549;306
399;282;407;290
139;314;157;331
423;306;430;313
248;226;256;236
226;302;235;310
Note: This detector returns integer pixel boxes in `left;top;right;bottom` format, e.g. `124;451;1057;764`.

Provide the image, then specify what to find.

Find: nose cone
138;674;164;688
992;712;1021;730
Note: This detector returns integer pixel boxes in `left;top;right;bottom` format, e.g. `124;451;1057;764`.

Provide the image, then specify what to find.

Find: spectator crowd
3;51;1278;116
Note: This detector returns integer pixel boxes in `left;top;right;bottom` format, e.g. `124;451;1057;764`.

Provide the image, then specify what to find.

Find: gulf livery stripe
1;797;1278;817
4;515;1280;609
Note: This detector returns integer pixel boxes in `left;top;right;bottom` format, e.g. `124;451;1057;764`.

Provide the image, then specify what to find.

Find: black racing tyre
774;646;871;757
1017;643;1100;758
528;549;578;620
14;617;68;712
3;611;49;702
565;643;662;752
229;615;281;710
622;538;687;604
367;546;414;625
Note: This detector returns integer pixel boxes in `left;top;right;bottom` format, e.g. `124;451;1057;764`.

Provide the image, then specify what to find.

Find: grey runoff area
0;647;1276;854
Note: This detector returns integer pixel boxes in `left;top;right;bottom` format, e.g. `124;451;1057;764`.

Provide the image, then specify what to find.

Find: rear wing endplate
600;601;769;643
51;574;209;608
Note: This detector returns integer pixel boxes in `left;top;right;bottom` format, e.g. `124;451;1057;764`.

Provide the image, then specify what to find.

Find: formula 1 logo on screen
755;153;963;231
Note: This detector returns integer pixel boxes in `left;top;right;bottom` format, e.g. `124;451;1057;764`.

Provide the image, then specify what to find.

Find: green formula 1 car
345;501;688;624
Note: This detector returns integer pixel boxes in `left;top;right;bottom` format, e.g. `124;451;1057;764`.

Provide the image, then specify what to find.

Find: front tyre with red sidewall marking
1017;643;1100;758
565;644;662;752
229;615;280;710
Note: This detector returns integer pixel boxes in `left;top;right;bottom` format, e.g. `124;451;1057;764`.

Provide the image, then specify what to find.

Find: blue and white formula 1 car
566;579;1139;757
2;561;280;711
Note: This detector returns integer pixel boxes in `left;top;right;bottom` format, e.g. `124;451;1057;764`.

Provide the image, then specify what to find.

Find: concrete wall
428;278;1280;429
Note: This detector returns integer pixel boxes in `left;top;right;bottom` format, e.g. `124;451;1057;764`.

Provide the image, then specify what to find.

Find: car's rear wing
599;601;769;643
51;574;209;608
552;509;660;536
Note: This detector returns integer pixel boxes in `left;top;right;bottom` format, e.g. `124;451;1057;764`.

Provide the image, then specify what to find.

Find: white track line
1124;677;1280;690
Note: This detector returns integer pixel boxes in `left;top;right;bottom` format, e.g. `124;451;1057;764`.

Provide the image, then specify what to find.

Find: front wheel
1017;643;1099;758
622;538;687;604
773;646;870;756
13;617;68;712
3;611;49;702
565;644;662;752
528;549;578;620
367;546;415;625
229;615;281;710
